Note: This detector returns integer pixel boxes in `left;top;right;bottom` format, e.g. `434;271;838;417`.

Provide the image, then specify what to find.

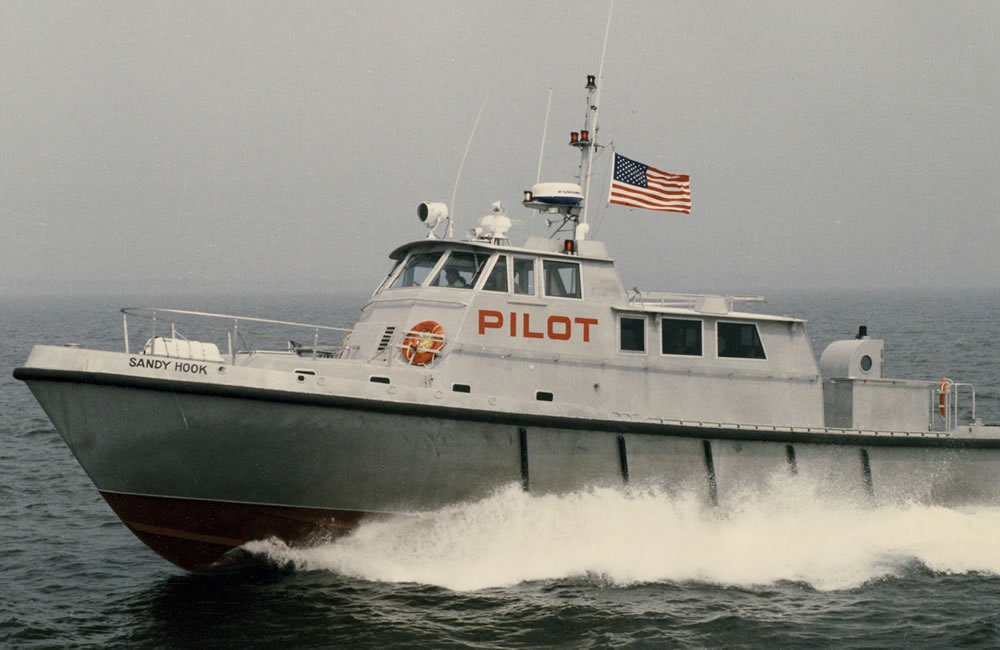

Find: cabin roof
613;304;806;323
388;237;614;263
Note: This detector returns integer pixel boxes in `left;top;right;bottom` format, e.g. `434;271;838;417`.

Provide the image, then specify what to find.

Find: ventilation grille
377;326;396;352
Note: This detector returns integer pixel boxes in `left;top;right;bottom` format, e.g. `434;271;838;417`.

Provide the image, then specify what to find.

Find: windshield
390;251;443;288
431;251;489;289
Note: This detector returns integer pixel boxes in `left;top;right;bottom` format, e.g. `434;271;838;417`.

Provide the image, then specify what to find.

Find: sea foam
243;476;1000;592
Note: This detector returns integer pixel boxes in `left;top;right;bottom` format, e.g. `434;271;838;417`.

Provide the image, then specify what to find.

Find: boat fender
402;321;444;365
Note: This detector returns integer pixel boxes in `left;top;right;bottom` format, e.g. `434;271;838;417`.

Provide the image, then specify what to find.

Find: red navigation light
564;239;576;254
580;130;590;142
570;132;579;144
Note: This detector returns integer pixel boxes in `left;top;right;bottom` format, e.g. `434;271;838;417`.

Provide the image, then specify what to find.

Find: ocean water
4;289;1000;648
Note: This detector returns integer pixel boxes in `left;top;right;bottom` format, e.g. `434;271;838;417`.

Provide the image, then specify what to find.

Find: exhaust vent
377;326;396;352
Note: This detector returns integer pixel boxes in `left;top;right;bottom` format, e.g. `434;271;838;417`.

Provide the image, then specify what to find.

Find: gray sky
2;0;998;295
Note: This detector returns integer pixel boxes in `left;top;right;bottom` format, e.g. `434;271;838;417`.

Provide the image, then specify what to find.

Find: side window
662;318;702;356
432;251;487;289
374;259;403;294
390;252;442;288
718;322;766;359
543;260;582;299
619;316;645;352
513;258;535;295
483;255;508;292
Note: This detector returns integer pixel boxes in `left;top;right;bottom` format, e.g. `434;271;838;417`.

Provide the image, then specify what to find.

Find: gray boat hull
17;365;1000;570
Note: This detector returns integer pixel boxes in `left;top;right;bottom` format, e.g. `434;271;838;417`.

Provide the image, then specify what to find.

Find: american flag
609;153;691;213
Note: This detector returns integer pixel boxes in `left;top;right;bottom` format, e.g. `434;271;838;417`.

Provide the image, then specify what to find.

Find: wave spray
244;475;1000;592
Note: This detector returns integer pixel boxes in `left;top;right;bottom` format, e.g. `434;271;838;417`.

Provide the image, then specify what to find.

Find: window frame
542;259;583;300
660;317;703;357
374;258;404;294
716;320;767;360
430;250;489;289
389;251;446;289
618;314;647;354
512;257;537;297
481;254;510;293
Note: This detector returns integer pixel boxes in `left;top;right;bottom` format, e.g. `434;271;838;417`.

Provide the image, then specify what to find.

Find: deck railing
121;307;353;363
627;289;766;312
938;378;977;431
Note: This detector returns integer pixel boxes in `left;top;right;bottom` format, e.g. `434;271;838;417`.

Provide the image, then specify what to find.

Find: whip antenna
580;0;615;226
449;92;490;239
536;88;553;183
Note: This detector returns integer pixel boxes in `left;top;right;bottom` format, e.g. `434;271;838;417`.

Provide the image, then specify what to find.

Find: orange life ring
402;320;444;365
938;377;949;418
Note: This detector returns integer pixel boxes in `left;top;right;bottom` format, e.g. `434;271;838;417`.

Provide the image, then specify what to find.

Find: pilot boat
15;75;1000;571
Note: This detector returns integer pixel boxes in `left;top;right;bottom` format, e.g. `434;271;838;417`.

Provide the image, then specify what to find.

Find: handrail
627;290;766;311
121;307;352;363
121;307;350;333
939;379;977;431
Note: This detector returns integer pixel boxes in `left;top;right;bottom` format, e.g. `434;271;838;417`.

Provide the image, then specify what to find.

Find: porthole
860;355;873;372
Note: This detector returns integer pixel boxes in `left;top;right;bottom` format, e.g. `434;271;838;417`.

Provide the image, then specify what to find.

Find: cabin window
619;316;645;352
431;251;488;289
390;251;442;288
661;318;702;356
513;258;535;295
375;259;404;293
717;322;766;359
543;260;582;299
483;255;508;292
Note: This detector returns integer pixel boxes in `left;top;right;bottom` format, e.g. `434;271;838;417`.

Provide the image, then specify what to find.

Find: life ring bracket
938;377;952;419
402;320;445;366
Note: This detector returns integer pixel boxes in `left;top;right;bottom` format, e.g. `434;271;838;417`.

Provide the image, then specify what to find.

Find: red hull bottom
100;492;372;571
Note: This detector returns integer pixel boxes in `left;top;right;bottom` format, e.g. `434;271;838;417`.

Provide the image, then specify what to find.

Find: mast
565;1;614;240
581;0;615;231
569;74;599;239
520;74;601;245
522;1;613;244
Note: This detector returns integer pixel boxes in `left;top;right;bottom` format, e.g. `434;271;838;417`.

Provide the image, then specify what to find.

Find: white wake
243;477;1000;592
